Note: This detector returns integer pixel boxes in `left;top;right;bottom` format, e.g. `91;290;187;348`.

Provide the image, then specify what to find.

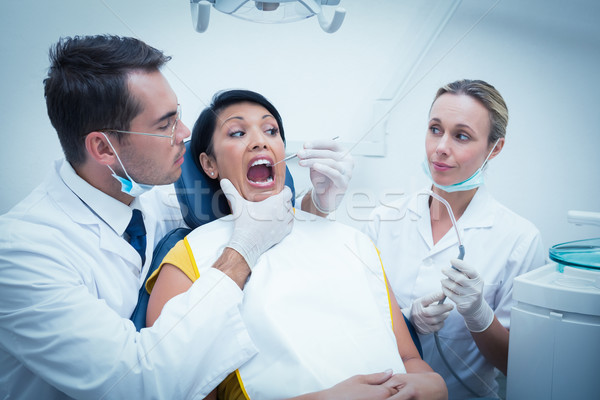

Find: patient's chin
244;187;283;203
249;194;269;202
246;191;273;203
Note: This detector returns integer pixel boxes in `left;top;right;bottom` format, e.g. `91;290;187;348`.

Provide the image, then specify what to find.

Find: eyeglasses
101;104;181;146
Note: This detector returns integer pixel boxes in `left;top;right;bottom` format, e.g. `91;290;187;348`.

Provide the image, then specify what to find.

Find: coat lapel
406;186;496;259
51;159;142;270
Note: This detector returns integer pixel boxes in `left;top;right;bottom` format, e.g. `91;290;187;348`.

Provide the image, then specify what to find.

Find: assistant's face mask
422;139;500;193
101;132;153;197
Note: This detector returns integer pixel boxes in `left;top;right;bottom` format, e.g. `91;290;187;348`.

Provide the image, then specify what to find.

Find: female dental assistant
363;79;546;399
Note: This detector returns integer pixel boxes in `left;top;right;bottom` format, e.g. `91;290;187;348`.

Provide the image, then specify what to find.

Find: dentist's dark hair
191;89;286;193
432;79;509;146
44;35;171;165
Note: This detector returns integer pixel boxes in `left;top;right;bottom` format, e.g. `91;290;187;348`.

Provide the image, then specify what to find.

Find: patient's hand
221;179;294;269
323;371;400;399
291;371;402;400
383;372;448;400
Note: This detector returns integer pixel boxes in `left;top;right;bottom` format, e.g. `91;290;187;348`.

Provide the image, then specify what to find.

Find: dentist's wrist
310;189;330;214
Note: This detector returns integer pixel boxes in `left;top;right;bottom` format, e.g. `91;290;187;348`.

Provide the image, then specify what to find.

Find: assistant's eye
456;132;470;141
429;126;441;135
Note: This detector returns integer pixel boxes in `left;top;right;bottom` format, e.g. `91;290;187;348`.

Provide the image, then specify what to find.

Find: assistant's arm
470;318;509;374
443;229;546;376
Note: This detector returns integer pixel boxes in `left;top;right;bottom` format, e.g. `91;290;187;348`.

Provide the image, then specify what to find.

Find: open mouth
247;158;274;185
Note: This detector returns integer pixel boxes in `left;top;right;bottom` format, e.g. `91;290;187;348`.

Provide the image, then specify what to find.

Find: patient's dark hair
191;89;286;193
44;35;171;165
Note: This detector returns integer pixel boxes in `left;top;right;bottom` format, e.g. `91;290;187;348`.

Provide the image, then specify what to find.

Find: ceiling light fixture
190;0;346;33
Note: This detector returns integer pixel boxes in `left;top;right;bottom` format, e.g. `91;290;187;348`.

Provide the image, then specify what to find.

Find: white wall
1;0;599;252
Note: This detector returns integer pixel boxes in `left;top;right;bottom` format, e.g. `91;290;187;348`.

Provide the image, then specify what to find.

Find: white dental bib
186;209;405;399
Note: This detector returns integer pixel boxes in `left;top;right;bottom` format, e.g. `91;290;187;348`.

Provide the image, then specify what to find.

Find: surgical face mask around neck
422;139;499;193
101;132;154;197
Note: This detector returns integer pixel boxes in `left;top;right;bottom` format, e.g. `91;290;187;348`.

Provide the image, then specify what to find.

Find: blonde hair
433;79;508;146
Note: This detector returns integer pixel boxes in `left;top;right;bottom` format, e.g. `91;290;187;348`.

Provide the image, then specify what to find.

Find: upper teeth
251;159;271;167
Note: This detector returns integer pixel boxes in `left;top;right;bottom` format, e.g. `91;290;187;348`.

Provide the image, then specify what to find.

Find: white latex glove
410;291;454;334
441;259;494;333
221;179;293;269
297;139;354;213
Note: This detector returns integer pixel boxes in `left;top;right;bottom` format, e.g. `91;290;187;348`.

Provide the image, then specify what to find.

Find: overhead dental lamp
190;0;346;33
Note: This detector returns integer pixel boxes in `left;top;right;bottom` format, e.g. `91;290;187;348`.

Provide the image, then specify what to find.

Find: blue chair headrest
175;140;296;229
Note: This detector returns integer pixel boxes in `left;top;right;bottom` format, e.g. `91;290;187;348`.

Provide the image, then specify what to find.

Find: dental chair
130;140;422;358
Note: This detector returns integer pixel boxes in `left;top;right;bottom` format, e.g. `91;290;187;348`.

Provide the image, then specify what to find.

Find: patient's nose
248;129;268;150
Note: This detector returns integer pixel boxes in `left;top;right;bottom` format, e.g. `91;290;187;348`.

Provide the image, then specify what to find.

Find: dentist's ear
199;152;218;179
85;131;117;165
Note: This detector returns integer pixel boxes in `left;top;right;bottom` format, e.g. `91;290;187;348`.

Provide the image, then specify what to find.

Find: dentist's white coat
0;159;256;400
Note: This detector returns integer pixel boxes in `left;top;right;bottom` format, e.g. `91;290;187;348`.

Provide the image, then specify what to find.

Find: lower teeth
249;176;273;184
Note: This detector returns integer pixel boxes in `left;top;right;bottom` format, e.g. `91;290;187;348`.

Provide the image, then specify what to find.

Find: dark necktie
125;209;147;265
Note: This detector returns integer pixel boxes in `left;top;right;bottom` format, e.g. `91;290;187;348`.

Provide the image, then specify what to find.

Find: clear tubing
418;189;463;247
418;189;483;398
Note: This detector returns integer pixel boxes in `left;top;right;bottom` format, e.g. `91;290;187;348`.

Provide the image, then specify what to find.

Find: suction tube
417;190;482;398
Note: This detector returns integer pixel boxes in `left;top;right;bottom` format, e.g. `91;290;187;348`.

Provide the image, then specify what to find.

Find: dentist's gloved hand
221;179;293;269
297;139;354;213
441;259;495;333
410;291;454;334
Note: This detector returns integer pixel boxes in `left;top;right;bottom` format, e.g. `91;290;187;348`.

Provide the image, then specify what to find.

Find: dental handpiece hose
425;191;466;304
438;244;465;304
425;191;481;398
434;251;480;398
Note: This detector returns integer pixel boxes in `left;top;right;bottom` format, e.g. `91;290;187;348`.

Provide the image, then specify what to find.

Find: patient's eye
265;127;279;136
230;130;245;137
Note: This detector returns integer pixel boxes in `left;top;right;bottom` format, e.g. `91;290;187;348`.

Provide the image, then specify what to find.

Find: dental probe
271;136;339;166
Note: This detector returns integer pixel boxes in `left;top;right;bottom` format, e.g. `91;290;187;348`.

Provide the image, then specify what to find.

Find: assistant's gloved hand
297;139;354;213
221;179;293;269
441;259;494;332
410;291;454;334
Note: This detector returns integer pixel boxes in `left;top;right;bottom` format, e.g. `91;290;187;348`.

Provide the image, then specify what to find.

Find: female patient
146;90;447;400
